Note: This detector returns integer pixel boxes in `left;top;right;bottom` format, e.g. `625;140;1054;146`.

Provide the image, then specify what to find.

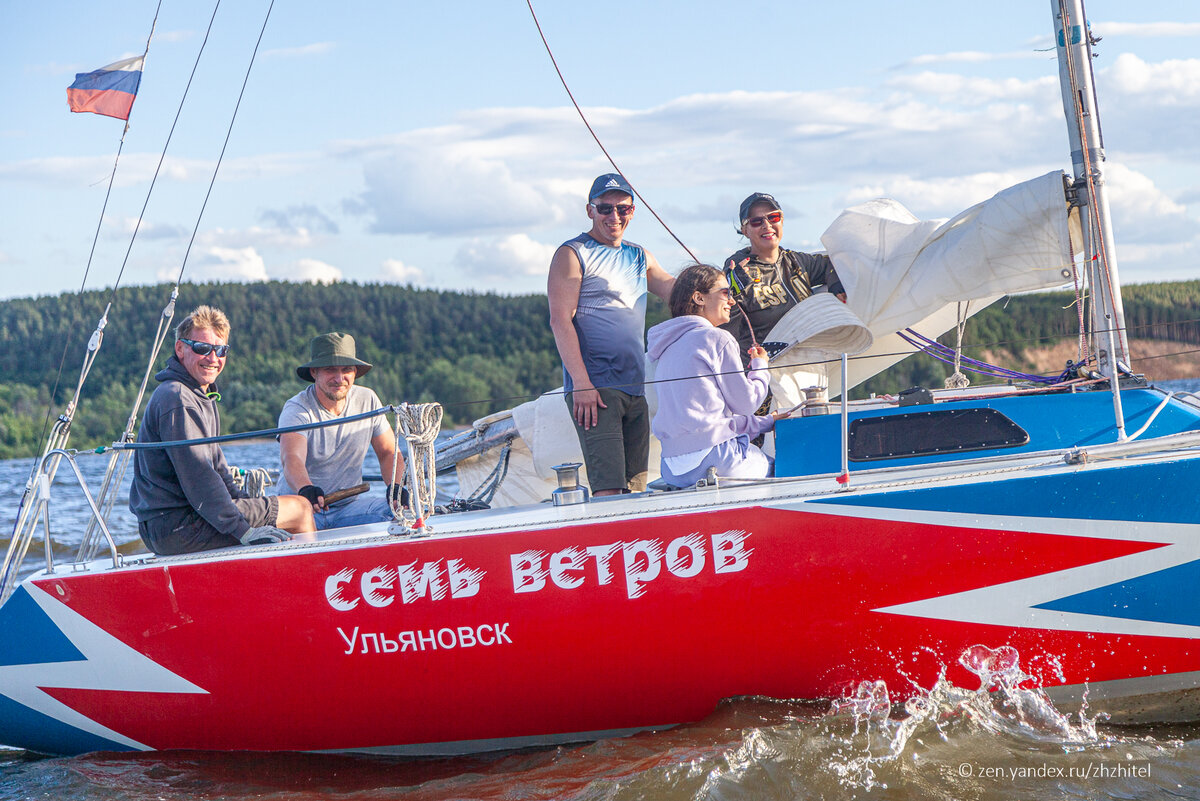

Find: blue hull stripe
0;586;85;667
1036;559;1200;626
0;587;135;753
0;693;134;755
812;459;1200;524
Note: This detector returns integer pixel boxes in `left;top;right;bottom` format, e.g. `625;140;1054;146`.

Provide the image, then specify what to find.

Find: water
2;667;1199;800
3;383;1200;799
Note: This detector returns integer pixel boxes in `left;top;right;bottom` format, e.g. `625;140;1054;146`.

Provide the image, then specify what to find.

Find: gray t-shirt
276;384;391;496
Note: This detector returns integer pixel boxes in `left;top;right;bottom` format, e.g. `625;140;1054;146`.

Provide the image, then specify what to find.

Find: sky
3;1;1200;303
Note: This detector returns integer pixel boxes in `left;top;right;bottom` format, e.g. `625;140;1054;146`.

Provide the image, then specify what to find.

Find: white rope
229;467;274;498
392;402;443;535
944;300;972;390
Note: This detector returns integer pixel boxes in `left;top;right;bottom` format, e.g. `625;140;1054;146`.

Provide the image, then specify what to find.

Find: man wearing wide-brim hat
277;332;406;530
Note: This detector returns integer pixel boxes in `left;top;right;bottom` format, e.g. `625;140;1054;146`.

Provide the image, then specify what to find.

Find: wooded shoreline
0;279;1197;459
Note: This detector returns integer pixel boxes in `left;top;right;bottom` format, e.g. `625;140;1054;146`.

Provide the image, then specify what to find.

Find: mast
1052;0;1130;379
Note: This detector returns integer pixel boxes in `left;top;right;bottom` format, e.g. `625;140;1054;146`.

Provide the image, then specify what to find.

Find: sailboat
2;0;1199;756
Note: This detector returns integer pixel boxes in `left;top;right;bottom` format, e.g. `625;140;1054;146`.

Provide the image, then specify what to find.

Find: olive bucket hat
296;332;373;382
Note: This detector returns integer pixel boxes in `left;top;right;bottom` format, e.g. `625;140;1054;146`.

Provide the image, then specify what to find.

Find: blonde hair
176;305;231;341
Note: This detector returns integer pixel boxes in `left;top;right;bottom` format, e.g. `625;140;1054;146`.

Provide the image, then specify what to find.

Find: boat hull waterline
4;448;1200;756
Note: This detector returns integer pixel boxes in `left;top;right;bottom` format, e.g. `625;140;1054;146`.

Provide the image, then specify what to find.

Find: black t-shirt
720;247;845;364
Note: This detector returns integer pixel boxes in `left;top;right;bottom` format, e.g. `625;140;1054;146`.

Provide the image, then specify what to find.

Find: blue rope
899;328;1080;385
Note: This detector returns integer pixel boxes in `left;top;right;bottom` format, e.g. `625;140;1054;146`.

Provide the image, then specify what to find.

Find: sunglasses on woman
179;338;230;358
745;211;783;228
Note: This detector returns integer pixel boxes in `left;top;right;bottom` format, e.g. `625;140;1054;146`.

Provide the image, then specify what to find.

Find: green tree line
0;280;1197;460
857;281;1200;396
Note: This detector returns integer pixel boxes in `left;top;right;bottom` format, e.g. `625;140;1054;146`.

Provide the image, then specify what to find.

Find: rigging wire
87;0;276;551
424;312;1200;415
106;0;225;300
173;0;276;284
1059;0;1127;365
76;3;161;298
524;0;696;264
524;0;759;346
34;0;168;453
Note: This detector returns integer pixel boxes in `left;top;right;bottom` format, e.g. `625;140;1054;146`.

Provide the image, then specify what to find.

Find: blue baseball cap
589;173;635;201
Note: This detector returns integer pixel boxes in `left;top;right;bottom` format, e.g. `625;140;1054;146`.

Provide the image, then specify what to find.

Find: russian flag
67;56;144;121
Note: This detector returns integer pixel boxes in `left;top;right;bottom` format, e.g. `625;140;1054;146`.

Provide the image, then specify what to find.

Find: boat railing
0;401;444;604
1176;392;1200;413
0;449;121;605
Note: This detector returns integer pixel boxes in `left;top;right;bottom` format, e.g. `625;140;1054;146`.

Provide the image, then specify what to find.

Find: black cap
739;192;781;225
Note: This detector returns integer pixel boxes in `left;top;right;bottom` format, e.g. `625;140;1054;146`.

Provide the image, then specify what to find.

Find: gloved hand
387;483;410;509
240;526;294;546
297;484;325;509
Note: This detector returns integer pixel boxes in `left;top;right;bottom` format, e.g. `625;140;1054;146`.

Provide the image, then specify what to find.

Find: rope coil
391;403;444;536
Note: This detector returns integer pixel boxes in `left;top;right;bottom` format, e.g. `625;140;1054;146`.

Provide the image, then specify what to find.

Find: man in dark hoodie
129;306;315;555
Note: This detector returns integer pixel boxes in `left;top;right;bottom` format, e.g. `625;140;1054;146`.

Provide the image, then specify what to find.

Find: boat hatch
847;408;1029;461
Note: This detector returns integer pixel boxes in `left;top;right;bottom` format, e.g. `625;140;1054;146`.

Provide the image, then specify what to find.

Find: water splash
827;645;1109;791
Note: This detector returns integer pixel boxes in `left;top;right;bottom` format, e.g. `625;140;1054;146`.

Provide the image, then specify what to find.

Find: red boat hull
8;498;1196;754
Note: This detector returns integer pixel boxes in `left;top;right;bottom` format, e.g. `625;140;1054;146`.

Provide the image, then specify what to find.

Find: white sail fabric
766;171;1077;404
764;292;874;409
826;170;1076;335
456;391;663;508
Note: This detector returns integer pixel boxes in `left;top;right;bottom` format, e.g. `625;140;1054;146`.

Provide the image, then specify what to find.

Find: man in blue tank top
549;173;675;495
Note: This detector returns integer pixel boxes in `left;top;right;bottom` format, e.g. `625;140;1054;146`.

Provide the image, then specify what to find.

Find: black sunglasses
179;338;230;358
591;202;635;217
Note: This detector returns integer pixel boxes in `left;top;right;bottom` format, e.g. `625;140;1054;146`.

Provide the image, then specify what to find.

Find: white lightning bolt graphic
804;507;1200;638
0;583;207;750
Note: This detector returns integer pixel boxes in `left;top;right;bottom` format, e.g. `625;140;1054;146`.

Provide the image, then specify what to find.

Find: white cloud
1116;238;1200;284
884;72;1058;105
106;216;188;241
24;60;1194;293
381;258;423;283
895;51;1046;69
197;225;315;250
455;234;556;281
1104;53;1200;105
289;258;342;284
1105;162;1196;246
0;150;314;189
333;85;1068;240
260;204;339;235
1094;22;1200;39
356;149;559;236
183;246;269;282
841;171;1049;217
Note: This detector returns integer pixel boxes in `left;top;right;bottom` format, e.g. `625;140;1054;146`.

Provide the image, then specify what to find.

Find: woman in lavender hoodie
647;264;790;488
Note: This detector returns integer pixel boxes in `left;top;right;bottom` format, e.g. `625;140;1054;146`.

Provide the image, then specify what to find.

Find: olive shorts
565;387;649;493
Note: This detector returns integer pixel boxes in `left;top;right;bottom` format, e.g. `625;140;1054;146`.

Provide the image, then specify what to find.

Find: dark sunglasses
591;202;635;217
745;211;783;228
179;338;230;358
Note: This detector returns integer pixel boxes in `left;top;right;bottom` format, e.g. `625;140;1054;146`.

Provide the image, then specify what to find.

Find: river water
2;381;1200;800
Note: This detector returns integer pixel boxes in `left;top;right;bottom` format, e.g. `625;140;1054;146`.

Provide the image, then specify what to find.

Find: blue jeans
313;495;392;530
660;435;772;489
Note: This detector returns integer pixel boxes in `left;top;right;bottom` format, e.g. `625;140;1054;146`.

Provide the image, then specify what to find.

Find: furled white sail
766;170;1079;404
828;171;1076;334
